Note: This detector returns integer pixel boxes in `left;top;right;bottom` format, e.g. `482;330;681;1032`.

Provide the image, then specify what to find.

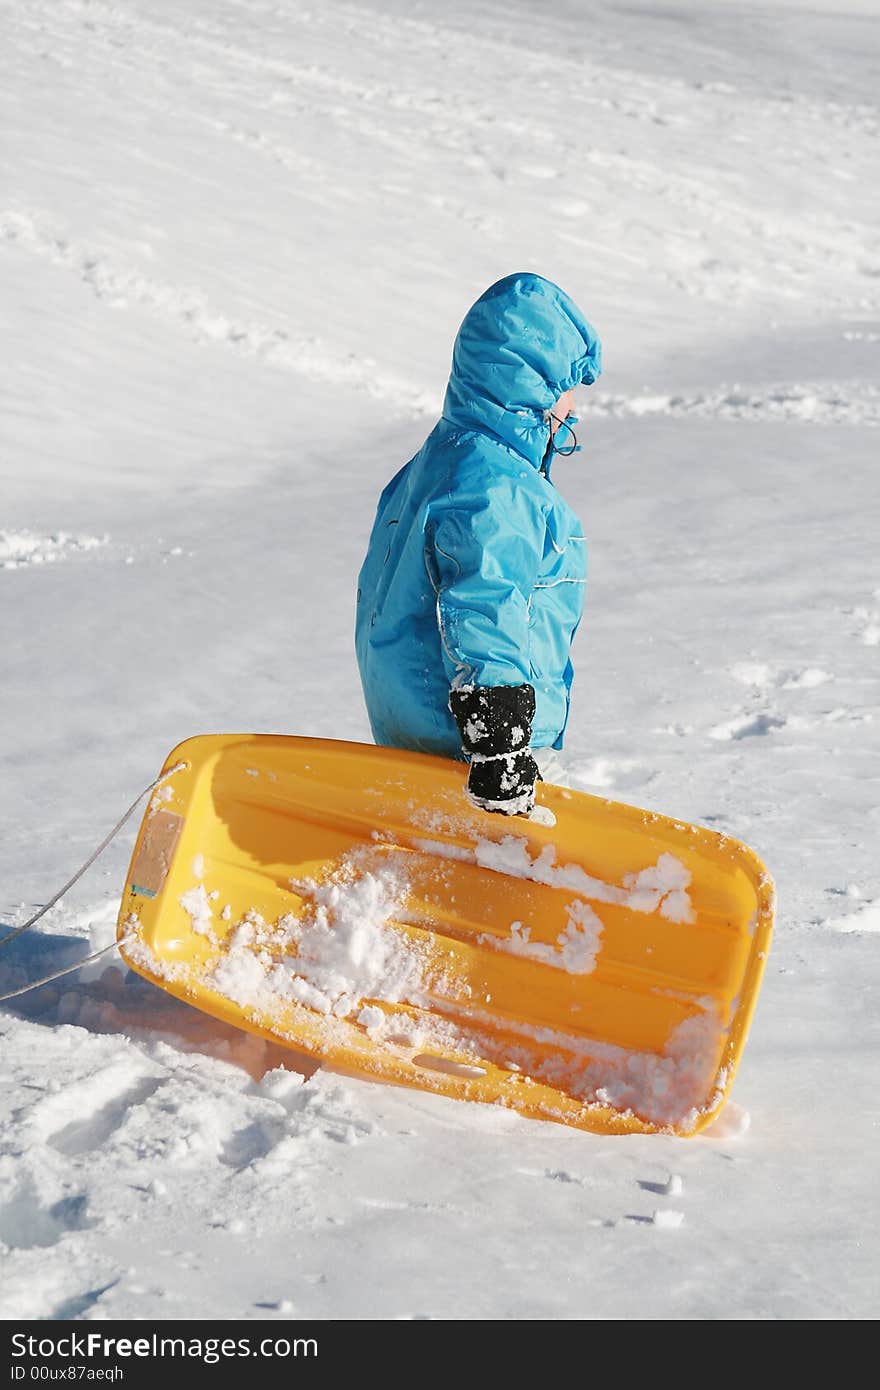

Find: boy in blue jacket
355;272;602;816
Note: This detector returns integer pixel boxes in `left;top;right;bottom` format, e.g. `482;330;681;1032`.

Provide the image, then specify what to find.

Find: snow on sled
117;734;774;1137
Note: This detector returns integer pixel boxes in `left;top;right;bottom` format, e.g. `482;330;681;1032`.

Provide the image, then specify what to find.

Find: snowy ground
1;0;878;1320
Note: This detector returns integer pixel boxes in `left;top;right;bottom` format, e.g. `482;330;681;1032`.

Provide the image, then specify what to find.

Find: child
355;272;602;815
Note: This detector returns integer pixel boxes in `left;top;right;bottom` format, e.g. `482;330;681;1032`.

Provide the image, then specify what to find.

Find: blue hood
441;272;602;469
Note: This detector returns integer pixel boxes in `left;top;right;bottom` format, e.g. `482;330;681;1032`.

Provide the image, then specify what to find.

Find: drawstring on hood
540;411;580;477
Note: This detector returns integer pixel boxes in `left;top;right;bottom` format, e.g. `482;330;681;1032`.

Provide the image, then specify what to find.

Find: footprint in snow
624;1211;685;1227
47;1076;165;1157
24;1064;165;1157
638;1173;684;1197
0;1184;93;1250
822;898;880;934
709;711;788;741
713;662;838;741
219;1116;287;1171
51;1279;120;1322
569;756;657;791
710;705;864;741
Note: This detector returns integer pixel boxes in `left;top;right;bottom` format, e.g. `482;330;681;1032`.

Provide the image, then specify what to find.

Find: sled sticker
130;810;184;898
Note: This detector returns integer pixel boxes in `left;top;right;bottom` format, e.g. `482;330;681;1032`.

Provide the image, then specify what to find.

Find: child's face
549;388;576;435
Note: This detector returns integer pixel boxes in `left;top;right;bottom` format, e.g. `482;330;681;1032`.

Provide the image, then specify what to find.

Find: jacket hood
441;272;602;468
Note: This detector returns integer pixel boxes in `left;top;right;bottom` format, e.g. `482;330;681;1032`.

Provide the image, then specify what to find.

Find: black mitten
449;684;539;816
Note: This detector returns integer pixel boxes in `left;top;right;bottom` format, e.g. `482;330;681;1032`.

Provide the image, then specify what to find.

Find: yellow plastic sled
117;734;774;1136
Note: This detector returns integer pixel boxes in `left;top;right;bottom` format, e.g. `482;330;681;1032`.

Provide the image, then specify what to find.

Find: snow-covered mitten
449;684;539;816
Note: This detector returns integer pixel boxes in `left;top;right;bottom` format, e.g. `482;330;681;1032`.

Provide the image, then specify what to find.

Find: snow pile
591;381;880;427
178;884;216;939
0;530;107;570
729;662;833;690
652;1209;685;1229
852;603;880;647
780;668;834;690
622;854;696;924
415;835;695;924
703;1101;752;1140
480;898;604;975
570;1008;726;1130
206;855;430;1021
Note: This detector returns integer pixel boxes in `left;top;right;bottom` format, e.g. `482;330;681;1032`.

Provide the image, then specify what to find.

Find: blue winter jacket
355;272;602;758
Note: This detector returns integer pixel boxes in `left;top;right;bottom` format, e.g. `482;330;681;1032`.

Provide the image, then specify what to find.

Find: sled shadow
0;928;320;1083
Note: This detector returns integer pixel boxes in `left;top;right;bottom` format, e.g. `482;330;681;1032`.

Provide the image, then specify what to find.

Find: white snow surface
1;0;878;1321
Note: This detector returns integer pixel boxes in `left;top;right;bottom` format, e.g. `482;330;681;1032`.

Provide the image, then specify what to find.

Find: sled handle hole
412;1053;487;1079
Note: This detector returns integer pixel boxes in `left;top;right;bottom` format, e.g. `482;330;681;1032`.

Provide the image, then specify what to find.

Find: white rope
0;760;187;1004
0;762;185;954
0;933;138;1003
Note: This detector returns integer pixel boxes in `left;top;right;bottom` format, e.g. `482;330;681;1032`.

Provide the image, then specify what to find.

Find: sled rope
0;762;185;960
0;932;140;1002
